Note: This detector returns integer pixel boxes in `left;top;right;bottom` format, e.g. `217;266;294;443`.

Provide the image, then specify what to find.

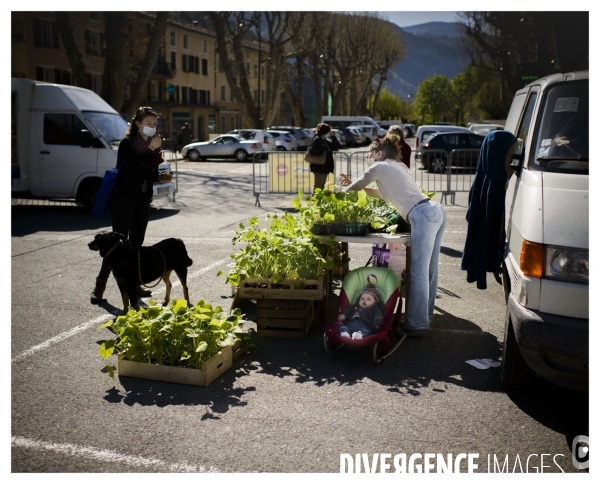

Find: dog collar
104;240;122;258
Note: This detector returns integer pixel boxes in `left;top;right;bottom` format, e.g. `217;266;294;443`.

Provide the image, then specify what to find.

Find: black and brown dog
88;232;193;314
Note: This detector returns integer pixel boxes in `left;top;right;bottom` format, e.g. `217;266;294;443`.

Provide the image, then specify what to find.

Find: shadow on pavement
11;205;180;237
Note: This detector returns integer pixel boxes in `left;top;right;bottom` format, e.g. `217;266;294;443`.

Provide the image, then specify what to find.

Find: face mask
139;125;156;137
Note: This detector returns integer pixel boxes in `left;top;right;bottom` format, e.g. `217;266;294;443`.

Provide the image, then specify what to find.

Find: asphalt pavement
10;142;589;474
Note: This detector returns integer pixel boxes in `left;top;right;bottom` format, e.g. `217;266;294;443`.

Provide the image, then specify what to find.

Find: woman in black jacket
90;106;165;303
309;123;340;192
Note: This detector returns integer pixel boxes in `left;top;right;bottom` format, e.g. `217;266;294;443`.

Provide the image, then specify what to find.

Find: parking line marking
11;436;218;472
11;258;229;363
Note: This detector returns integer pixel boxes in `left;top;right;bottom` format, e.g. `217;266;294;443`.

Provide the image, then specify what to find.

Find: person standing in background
388;125;411;169
178;122;192;153
309;123;340;192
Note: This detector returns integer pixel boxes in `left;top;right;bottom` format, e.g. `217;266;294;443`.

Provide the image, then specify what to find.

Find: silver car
266;126;311;150
266;130;299;151
181;134;262;162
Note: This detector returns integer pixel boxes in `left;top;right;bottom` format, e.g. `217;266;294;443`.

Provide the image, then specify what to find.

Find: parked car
331;128;347;147
469;123;505;136
420;131;485;172
265;130;299;151
352;125;379;145
403;124;416;138
500;70;588;392
181;134;262;162
415;125;473;161
227;129;276;151
267;126;311;150
348;127;366;145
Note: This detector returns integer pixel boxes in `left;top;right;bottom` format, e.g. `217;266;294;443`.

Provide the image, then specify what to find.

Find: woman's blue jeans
405;201;446;330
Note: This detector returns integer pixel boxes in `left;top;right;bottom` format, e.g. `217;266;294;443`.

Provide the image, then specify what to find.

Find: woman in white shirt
340;135;446;335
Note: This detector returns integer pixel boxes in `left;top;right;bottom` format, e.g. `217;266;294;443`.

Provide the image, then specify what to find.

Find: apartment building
11;12;278;146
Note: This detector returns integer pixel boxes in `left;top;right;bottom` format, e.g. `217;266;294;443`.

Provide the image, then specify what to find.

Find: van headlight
545;246;588;282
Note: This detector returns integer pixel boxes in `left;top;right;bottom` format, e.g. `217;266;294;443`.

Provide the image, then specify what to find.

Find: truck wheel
500;310;535;390
78;178;102;214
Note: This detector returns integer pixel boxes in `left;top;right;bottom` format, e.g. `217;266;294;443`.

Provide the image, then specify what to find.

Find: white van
500;70;588;391
320;116;387;137
11;78;175;211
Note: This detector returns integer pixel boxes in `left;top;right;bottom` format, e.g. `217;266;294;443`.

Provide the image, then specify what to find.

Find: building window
12;19;24;40
221;115;226;132
194;56;199;74
202;58;208;76
254;89;258;103
39;67;55;83
261;65;265;80
220;85;226;102
183;34;189;50
170;30;176;47
203;39;208;54
261;90;265;103
254;64;258;78
89;12;101;22
84;29;104;56
151;81;159;102
246;63;250;75
182;86;188;104
170;52;176;70
91;74;102;95
230;89;235;102
230;116;235;132
33;18;59;49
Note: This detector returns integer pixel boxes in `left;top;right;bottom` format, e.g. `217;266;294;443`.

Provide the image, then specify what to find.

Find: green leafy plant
218;213;336;286
293;189;385;229
98;299;252;377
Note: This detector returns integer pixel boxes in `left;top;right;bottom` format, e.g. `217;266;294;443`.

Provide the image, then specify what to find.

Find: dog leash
138;246;167;288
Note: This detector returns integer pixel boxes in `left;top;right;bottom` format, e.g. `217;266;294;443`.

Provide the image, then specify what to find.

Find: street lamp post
257;13;261;129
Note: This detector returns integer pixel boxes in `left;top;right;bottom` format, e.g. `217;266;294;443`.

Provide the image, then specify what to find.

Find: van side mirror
508;152;524;174
80;130;93;148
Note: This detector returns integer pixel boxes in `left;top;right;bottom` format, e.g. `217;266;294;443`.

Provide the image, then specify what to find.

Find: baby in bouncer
337;287;384;340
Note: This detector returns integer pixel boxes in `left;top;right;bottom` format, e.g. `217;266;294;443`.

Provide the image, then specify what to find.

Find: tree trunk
122;12;168;119
55;12;89;89
102;12;128;111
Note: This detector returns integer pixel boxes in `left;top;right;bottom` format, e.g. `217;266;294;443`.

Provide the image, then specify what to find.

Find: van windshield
530;80;588;174
83;111;129;145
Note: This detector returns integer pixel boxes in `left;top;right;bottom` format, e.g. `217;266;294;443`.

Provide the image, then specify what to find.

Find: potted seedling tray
117;339;249;387
311;222;369;236
234;271;329;301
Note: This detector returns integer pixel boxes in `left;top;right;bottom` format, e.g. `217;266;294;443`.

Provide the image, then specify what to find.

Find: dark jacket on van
460;130;519;289
309;134;340;174
113;133;163;201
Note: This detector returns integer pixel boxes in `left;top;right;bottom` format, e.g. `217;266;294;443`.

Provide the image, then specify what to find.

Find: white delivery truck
500;70;588;391
11;78;176;211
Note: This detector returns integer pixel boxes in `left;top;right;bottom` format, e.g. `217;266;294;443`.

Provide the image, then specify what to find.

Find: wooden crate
117;340;249;387
235;272;328;301
256;299;315;338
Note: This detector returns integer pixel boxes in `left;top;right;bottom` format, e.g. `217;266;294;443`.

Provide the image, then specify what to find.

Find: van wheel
500;309;535;390
429;157;446;173
78;178;102;214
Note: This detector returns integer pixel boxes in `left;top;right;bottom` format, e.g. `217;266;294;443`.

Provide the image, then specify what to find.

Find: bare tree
122;12;169;119
55;12;89;89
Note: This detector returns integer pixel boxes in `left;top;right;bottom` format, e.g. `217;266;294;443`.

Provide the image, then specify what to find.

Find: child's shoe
352;332;363;340
340;332;350;338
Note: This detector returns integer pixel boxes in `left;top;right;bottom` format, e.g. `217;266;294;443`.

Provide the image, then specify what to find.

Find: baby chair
323;267;406;363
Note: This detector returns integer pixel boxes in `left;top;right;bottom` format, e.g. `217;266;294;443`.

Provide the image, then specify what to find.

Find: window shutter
188;56;194;72
33;18;42;46
171;52;176;70
176;85;180;103
84;30;91;55
100;33;106;57
36;66;43;81
54;69;62;84
52;22;59;48
194;56;199;74
202;58;208;76
182;54;187;72
62;71;71;85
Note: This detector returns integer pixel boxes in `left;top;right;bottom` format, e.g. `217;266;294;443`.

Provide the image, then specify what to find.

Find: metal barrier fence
251;148;480;206
252;151;350;206
160;149;180;202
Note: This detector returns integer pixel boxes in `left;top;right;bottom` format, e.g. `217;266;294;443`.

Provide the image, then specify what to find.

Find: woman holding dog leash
339;134;446;335
90;106;165;304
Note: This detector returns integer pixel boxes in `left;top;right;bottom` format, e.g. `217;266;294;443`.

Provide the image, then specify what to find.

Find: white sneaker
352;332;363;340
340;332;350;338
